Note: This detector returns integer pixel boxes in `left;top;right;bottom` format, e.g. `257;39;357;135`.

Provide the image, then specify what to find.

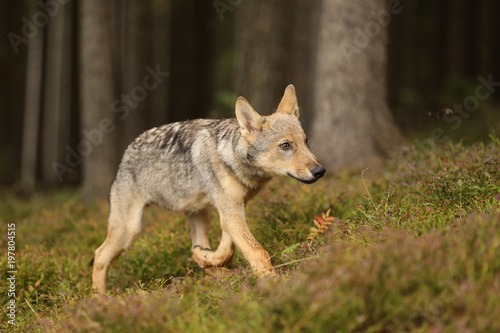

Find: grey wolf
92;84;325;294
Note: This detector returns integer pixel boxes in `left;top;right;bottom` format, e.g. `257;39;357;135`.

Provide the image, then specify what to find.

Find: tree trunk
446;0;474;78
234;0;316;127
234;0;289;115
168;0;213;122
80;0;119;202
490;0;500;102
2;1;29;187
149;0;171;127
289;0;318;131
310;0;402;172
41;0;74;187
120;0;152;150
20;5;44;195
387;0;419;130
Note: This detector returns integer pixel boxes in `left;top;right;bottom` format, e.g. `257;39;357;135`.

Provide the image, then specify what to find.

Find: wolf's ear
276;84;299;118
236;97;265;138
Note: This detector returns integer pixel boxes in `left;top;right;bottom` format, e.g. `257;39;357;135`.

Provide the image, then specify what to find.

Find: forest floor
1;136;500;332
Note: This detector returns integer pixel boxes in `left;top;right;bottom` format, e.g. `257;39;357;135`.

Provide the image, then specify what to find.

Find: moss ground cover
1;137;499;332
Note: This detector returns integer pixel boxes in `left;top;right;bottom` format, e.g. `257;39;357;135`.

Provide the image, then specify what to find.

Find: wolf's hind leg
189;209;235;271
92;192;144;294
187;209;211;250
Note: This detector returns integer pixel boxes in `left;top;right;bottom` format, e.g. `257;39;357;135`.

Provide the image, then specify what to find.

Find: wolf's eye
280;142;291;150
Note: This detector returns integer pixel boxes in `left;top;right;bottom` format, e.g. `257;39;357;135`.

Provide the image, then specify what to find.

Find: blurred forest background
1;0;499;201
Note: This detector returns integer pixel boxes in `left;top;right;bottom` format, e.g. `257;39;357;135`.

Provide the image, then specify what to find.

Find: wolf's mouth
286;172;318;184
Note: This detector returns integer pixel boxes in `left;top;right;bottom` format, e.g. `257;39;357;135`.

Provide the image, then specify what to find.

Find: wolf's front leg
217;210;275;276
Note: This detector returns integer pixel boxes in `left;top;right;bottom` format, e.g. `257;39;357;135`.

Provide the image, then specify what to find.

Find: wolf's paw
254;265;276;278
191;245;212;268
191;245;235;269
263;267;277;277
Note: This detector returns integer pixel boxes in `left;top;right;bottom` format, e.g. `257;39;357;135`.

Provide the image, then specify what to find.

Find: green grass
1;136;499;332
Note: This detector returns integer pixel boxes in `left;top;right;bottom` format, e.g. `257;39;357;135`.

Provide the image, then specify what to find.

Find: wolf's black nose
311;165;326;179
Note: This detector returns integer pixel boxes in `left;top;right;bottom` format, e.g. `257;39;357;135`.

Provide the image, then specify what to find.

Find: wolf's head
236;85;325;184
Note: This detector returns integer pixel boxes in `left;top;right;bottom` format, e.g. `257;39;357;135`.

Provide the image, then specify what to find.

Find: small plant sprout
308;209;335;245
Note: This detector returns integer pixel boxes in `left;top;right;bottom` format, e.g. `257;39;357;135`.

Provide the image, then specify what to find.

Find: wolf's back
110;118;241;211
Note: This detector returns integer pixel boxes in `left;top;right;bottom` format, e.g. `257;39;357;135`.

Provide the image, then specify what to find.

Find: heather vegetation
1;137;499;332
